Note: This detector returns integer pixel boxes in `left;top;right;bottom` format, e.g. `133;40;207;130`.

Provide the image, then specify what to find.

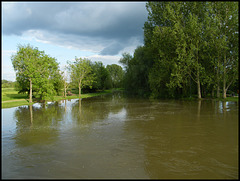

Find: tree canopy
11;44;63;102
67;57;95;98
120;1;238;99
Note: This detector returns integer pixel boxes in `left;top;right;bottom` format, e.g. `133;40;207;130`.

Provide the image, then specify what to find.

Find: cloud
100;41;124;55
2;2;148;55
1;64;16;81
85;54;122;66
22;29;106;53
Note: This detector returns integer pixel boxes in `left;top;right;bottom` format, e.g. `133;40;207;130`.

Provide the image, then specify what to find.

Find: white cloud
22;29;106;53
85;54;122;66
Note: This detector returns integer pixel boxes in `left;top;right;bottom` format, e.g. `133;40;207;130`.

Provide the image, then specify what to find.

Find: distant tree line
66;57;124;97
119;1;238;99
2;80;16;88
11;44;124;103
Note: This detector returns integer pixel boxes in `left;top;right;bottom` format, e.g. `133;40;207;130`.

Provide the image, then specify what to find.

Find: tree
215;2;239;98
106;64;124;88
11;45;61;103
91;61;112;90
11;44;63;102
119;46;153;97
12;44;40;103
37;55;63;99
68;57;95;98
145;2;187;98
143;1;238;99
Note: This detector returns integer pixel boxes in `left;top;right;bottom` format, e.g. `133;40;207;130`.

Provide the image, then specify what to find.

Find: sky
1;1;148;81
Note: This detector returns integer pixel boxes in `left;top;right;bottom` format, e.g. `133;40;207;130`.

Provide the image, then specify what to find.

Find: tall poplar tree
143;1;238;99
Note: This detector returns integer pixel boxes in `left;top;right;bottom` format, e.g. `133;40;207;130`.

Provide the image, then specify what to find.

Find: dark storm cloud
100;41;125;55
2;2;148;55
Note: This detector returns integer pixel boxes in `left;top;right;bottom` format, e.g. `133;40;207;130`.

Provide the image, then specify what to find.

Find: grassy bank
2;88;237;109
1;88;115;109
2;88;28;101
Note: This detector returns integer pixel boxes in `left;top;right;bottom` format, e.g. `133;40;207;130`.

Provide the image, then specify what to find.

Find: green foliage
91;61;112;90
119;46;153;97
68;57;95;97
11;44;63;101
121;1;238;99
106;64;124;88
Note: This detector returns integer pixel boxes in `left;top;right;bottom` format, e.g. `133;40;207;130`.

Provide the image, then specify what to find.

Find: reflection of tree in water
13;102;65;147
71;98;107;125
70;93;126;127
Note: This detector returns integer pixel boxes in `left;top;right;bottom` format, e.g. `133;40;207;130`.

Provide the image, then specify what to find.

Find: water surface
2;93;238;179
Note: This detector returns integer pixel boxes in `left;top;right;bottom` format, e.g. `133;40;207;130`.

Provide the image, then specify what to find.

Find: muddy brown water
2;93;238;179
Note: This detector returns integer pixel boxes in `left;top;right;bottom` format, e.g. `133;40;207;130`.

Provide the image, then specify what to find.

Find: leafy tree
143;1;238;99
214;2;239;98
119;46;153;97
11;44;63;102
106;64;124;88
119;53;133;71
68;57;95;98
91;61;112;90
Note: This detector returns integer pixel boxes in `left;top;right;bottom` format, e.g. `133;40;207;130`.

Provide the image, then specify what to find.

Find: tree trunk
197;79;201;99
223;53;227;99
223;88;227;99
64;85;66;98
217;85;220;98
211;88;215;98
29;78;32;103
216;57;220;98
196;45;201;99
197;64;201;99
79;84;81;98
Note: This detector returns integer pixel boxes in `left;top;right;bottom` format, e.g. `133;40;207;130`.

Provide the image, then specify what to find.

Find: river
1;92;238;179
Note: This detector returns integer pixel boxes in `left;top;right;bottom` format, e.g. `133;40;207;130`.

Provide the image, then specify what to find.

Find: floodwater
2;93;238;179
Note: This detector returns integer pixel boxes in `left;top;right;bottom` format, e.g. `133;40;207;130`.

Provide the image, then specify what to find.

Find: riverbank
1;88;118;109
2;88;238;109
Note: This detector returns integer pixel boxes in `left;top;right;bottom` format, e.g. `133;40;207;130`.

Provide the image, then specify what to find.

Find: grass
1;88;115;109
1;100;34;109
1;88;28;101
